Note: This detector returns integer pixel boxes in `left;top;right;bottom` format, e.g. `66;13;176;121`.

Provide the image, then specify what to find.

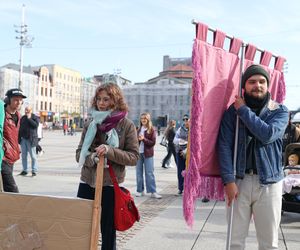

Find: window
49;102;52;111
45;102;47;110
40;101;43;110
50;89;52;97
45;88;47;96
41;87;43;96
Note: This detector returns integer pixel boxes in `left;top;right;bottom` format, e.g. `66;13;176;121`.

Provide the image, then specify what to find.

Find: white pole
18;4;25;90
225;43;245;250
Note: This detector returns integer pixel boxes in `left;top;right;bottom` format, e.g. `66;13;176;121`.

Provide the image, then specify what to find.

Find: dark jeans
176;153;186;192
1;161;19;193
77;183;116;250
162;145;177;167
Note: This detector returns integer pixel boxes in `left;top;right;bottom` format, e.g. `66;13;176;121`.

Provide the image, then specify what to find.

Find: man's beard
244;91;270;110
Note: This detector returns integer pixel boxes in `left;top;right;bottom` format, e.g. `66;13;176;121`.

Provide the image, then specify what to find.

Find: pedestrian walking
19;106;39;176
173;114;189;195
63;123;68;135
1;88;27;192
218;64;289;249
161;120;177;169
135;112;162;199
36;121;44;155
76;82;139;250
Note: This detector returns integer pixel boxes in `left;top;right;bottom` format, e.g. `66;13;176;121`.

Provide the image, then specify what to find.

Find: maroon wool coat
137;127;156;158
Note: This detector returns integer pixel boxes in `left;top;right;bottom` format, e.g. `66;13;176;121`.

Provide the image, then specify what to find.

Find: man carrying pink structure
218;65;289;250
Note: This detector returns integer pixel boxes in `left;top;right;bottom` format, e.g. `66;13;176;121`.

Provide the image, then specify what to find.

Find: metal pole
18;4;25;90
191;19;280;59
225;43;246;250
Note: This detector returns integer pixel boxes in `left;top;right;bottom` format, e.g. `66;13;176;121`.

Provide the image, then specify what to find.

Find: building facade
44;64;82;125
163;55;192;71
32;66;55;123
123;78;191;126
81;77;99;120
94;73;132;87
0;64;38;113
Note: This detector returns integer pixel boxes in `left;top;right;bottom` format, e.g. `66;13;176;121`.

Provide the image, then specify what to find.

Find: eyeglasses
96;97;110;102
183;118;189;121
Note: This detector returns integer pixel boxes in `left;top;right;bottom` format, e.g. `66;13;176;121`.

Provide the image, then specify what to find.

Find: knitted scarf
78;109;126;167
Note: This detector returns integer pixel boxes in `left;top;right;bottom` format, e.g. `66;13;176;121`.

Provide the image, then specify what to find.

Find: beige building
32;66;55;122
44;64;82;124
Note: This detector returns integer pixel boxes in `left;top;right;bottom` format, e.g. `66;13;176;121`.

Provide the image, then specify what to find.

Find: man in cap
1;88;26;192
173;114;189;195
218;64;289;249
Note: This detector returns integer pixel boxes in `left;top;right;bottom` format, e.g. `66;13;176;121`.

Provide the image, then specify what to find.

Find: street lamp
15;4;34;90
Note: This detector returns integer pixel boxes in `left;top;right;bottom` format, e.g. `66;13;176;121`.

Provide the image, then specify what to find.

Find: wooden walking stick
90;156;104;250
0;175;3;192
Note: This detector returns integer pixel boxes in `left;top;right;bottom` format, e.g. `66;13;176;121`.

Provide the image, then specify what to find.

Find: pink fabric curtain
184;22;286;227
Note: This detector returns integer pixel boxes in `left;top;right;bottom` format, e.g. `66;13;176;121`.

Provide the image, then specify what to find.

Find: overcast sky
1;0;300;109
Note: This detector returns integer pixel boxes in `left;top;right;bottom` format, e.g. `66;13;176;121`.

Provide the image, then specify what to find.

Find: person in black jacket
161;120;177;168
18;106;39;176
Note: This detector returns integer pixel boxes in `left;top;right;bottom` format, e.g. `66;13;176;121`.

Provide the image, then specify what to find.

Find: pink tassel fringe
183;40;224;227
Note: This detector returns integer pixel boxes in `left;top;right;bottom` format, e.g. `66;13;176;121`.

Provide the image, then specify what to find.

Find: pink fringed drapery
183;22;287;227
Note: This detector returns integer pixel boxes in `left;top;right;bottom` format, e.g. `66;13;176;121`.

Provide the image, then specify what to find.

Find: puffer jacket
3;109;21;165
76;117;139;188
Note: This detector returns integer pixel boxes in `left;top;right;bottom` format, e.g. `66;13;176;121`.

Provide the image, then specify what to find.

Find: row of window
38;101;52;111
55;72;81;83
40;87;53;97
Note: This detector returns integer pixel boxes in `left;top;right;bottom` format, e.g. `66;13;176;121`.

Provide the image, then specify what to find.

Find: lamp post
15;4;34;90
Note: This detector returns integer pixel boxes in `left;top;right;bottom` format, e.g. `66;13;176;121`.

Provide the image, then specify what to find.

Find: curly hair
91;82;128;112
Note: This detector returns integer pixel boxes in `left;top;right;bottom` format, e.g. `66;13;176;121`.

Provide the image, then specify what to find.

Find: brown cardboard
0;193;94;250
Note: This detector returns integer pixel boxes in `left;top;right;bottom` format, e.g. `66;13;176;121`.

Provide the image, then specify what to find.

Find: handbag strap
108;162;120;189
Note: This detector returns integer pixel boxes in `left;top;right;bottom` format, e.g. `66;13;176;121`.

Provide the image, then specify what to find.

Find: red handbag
108;164;140;231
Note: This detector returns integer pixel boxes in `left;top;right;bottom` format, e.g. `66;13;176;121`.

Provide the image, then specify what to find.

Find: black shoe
162;165;168;169
19;171;28;176
202;197;210;203
32;172;37;177
175;190;183;196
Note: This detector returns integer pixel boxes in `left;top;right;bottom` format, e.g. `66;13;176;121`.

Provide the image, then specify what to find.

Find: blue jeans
20;138;38;173
176;152;185;192
136;153;157;193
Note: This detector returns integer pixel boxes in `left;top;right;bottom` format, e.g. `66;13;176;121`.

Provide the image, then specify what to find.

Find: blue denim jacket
218;99;289;185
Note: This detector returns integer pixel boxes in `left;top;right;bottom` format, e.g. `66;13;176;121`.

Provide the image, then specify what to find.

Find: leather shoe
19;171;28;176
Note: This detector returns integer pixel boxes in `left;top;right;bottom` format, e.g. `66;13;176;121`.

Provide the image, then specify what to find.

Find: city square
11;130;300;250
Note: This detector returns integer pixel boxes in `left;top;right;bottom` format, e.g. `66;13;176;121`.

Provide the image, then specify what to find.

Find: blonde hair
139;112;153;134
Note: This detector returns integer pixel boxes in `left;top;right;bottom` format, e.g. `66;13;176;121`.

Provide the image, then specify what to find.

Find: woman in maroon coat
135;112;161;199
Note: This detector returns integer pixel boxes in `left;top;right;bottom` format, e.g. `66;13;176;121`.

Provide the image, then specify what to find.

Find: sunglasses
183;118;189;121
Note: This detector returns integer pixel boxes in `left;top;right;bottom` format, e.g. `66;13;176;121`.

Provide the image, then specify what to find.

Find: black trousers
162;145;177;167
1;161;19;193
77;183;116;250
